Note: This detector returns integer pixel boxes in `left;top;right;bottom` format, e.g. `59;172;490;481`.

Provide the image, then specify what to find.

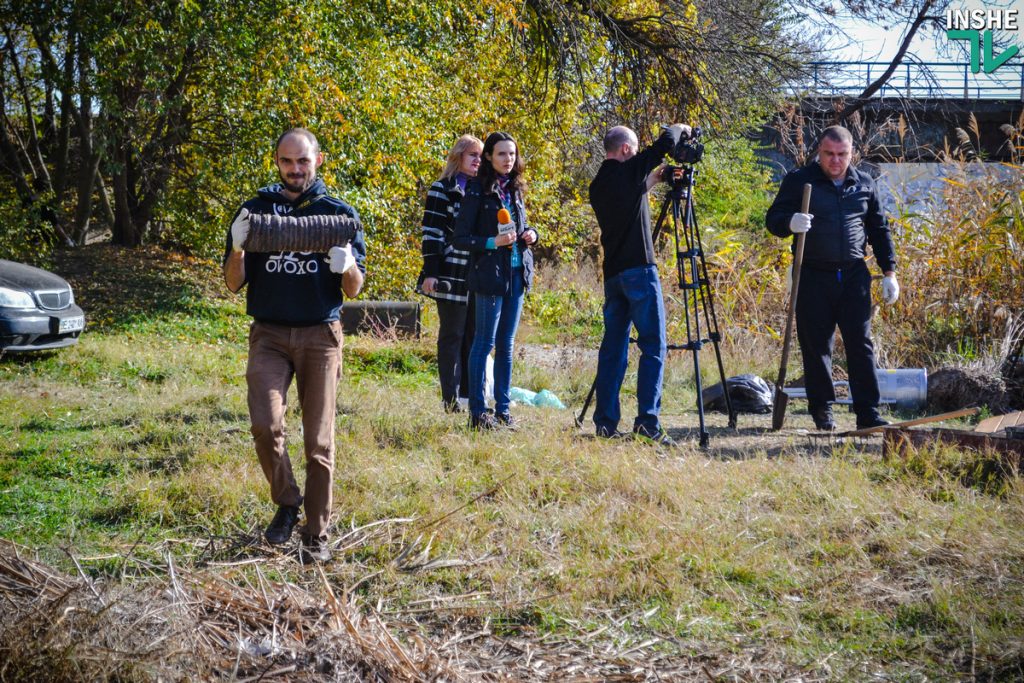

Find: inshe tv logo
946;8;1020;73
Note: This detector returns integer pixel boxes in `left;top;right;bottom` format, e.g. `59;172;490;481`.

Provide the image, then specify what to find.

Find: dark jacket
766;163;896;273
223;178;367;325
589;126;681;279
453;178;537;296
416;176;471;304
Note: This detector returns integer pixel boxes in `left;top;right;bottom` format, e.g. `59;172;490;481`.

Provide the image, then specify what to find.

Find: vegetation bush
0;187;58;264
881;159;1024;368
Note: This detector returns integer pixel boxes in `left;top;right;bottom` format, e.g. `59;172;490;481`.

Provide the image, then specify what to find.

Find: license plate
59;316;84;333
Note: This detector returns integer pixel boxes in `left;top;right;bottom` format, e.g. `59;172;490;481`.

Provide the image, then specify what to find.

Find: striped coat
416;176;471;304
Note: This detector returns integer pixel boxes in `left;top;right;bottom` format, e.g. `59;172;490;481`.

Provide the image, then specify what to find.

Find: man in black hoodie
766;125;898;431
224;128;366;563
589;123;687;444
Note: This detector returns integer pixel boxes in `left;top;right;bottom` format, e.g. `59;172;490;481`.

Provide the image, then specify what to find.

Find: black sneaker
470;411;497;430
633;425;677;446
856;412;890;430
264;505;300;545
596;426;628;439
495;412;517;430
443;399;464;414
811;407;837;431
299;534;332;564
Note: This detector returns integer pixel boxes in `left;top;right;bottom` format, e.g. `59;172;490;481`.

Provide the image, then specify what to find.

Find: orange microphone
496;208;515;237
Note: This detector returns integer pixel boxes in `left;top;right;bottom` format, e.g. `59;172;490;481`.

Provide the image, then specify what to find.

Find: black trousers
795;261;880;418
435;297;474;407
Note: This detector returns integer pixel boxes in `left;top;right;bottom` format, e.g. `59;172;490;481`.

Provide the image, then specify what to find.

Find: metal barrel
875;368;928;410
783;368;928;410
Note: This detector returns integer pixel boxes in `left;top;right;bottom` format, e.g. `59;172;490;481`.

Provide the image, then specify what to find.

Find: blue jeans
468;268;525;416
594;265;666;434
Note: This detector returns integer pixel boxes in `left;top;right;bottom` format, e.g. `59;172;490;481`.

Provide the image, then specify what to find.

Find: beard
279;171;312;194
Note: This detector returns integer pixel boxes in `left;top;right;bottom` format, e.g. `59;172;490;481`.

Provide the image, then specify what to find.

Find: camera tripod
656;164;736;445
576;163;736;447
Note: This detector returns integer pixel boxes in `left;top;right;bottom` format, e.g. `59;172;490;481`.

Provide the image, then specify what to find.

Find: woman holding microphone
454;132;539;430
417;135;483;413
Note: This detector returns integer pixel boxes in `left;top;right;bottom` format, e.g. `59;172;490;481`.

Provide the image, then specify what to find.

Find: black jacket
766;163;896;273
453;178;537;296
589;126;681;279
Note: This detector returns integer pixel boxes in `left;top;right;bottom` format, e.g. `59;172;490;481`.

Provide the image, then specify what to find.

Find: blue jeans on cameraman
594;265;666;435
468;267;525;417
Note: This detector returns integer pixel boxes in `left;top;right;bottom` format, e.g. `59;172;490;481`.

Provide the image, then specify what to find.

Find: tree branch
837;0;935;122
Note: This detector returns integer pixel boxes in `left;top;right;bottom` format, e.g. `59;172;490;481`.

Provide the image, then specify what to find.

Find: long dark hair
478;131;526;197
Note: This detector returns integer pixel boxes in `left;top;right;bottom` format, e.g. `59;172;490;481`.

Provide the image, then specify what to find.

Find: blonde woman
417;135;483;413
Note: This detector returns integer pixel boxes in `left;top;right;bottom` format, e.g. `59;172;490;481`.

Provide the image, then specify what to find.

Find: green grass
1;248;1023;680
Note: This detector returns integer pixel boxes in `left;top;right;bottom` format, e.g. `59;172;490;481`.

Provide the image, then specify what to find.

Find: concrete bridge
764;60;1024;164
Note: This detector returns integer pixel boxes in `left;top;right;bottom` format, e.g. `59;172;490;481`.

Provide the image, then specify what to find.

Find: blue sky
826;0;1023;63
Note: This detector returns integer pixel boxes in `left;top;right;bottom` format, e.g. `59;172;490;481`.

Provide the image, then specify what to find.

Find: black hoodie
223;178;367;325
589;126;680;280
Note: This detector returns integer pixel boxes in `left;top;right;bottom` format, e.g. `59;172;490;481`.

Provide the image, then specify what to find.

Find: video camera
661;127;704;184
671;126;704;165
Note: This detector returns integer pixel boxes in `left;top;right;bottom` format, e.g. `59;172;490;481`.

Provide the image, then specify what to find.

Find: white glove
881;274;900;305
230;208;250;252
327;244;356;274
789;213;813;234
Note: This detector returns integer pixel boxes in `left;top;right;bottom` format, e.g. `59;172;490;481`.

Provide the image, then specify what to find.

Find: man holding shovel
766;125;899;431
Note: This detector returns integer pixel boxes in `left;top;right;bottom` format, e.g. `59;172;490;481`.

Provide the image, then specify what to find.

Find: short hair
440;134;484;180
820;125;853;146
603;126;636;153
275;128;320;155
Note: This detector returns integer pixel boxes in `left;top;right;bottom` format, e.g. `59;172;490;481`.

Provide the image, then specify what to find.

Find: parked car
0;259;85;352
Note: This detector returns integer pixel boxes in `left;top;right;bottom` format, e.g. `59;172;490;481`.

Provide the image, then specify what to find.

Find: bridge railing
791;61;1024;100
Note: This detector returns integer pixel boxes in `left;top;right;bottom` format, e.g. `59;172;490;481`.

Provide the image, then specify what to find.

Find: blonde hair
440;134;484;180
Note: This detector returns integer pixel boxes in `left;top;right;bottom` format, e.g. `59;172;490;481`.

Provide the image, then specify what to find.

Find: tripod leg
687;194;737;430
705;295;737;429
688;266;711;448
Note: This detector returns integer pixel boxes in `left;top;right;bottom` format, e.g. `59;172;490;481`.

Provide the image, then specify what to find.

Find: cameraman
589;123;688;444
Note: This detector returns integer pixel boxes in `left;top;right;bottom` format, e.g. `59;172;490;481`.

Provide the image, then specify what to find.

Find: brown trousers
246;320;343;540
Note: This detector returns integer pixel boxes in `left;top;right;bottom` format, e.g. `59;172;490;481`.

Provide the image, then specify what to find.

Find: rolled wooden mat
243;213;362;253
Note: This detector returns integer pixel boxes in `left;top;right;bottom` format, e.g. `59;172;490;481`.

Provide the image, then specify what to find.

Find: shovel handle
771;183;812;430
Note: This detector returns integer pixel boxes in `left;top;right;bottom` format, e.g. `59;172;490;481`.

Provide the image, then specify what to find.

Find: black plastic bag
702;374;774;414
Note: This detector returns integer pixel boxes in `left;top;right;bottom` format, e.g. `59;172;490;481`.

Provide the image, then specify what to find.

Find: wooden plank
975;410;1024;434
341;301;421;338
839;407;980;437
883;427;1024;466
